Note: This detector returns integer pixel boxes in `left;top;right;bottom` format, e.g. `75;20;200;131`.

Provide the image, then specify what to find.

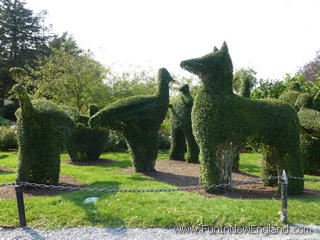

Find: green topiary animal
169;84;199;163
180;42;303;194
89;68;174;172
279;89;320;176
13;84;73;184
66;105;108;162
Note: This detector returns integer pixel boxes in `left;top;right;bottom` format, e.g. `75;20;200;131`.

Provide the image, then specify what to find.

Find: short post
280;170;288;225
15;180;26;227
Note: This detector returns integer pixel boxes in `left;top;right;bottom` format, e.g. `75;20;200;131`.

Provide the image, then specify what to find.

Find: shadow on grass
143;171;198;186
0;170;14;175
61;181;125;226
0;154;9;160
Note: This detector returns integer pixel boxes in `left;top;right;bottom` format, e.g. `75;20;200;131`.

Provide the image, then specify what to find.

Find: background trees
0;0;50;108
28;49;110;113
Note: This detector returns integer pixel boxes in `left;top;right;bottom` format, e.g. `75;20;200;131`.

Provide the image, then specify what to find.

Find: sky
25;0;320;81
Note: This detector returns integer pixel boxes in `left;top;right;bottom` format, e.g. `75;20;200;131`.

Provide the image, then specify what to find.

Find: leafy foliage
180;42;303;194
169;84;199;163
0;125;17;150
0;0;50;107
251;79;287;99
13;82;73;184
89;68;174;171
233;67;257;95
27;49;109;113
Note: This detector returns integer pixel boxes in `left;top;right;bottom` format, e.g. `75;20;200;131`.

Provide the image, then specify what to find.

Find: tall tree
28;49;110;113
0;0;50;107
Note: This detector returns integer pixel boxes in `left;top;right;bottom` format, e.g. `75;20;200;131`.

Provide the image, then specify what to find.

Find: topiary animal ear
220;41;229;53
213;46;219;52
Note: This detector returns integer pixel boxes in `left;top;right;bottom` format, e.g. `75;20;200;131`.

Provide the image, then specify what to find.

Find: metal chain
19;181;232;193
287;175;320;182
0;182;15;188
2;175;318;192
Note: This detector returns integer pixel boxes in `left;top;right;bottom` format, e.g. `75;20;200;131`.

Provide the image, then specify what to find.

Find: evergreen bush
66;123;108;161
66;105;108;161
0;125;17;150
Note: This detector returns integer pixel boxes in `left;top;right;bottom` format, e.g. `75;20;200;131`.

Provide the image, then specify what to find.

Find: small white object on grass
84;197;99;204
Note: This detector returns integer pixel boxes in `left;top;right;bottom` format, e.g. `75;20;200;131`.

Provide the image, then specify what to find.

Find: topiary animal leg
124;128;158;172
184;126;199;163
169;127;186;161
261;146;279;186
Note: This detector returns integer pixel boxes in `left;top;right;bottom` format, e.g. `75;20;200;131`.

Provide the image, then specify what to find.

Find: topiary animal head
180;42;233;94
179;84;190;94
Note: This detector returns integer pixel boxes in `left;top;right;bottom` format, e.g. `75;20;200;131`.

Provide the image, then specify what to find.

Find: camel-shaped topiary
180;42;304;194
13;83;73;184
89;68;174;172
169;84;199;163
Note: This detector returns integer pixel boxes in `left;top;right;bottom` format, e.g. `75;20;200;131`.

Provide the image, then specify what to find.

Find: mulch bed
116;159;318;199
0;175;83;199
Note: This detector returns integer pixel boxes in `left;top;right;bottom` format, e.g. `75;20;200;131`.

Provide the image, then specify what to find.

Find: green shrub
0;125;17;150
0;116;12;126
13;84;73;185
66;123;108;161
300;132;320;175
104;130;127;152
89;68;174;172
294;93;313;110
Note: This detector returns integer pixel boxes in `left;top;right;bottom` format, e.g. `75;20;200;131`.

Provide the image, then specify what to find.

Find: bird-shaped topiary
89;68;174;172
169;84;199;163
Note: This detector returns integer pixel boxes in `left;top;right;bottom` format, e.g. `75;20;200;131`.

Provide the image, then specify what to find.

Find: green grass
0;151;319;228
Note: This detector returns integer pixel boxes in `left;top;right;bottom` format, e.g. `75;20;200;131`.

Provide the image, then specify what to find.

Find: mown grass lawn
0;151;319;229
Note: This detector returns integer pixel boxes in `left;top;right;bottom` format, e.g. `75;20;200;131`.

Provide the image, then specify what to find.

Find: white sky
26;0;320;81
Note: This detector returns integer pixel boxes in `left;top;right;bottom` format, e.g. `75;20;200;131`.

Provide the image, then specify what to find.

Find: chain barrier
288;175;320;182
0;182;15;187
1;173;318;227
1;175;319;191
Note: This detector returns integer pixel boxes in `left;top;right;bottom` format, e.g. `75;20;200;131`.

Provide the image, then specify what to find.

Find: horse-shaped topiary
180;42;304;194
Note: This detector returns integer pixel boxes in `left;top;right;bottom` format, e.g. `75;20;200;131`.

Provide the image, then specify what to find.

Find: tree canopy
0;0;50;107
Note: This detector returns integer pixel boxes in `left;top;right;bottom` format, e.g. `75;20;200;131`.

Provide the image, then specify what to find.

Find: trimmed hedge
66;123;108;161
14;84;73;185
169;84;199;163
66;105;109;162
89;68;174;172
180;42;303;194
